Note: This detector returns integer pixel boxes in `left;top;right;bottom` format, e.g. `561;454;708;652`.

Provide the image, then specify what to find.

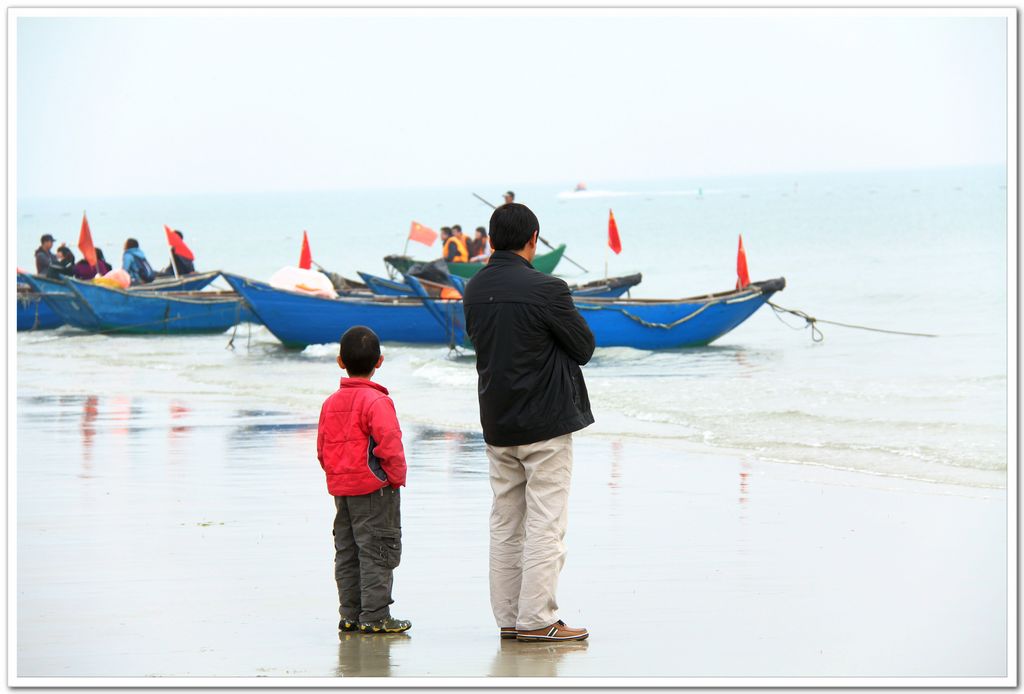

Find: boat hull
16;291;64;331
223;273;460;348
62;278;250;334
226;271;784;350
576;280;784;349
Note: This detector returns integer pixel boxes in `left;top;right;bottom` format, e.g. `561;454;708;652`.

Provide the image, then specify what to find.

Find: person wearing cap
502;191;515;205
34;234;59;275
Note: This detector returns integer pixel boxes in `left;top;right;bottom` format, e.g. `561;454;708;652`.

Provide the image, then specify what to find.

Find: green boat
384;244;567;279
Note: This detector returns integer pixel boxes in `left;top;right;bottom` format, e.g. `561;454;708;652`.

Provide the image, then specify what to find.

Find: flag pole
169;248;179;279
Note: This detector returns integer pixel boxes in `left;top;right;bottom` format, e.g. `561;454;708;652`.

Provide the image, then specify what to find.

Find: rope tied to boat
575;294;736;330
766;301;938;342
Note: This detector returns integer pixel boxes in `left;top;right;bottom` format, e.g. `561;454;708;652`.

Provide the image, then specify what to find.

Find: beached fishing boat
570;278;785;349
225;270;785;350
26;276;254;334
222;273;462;348
384;243;566;279
357;270;642;299
21;272;239;332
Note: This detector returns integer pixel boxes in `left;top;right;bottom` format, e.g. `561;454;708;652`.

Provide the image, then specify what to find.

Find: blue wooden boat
16;280;64;331
569;278;786;349
357;271;642;299
226;270;785;350
21;272;241;332
44;277;254;334
222;273;461;348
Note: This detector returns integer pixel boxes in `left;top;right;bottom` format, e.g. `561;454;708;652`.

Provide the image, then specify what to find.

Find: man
34;234;59;275
462;202;594;643
502;191;515;205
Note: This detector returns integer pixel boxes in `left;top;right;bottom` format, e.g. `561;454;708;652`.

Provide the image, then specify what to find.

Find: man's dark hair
489;203;538;251
40;234;54;244
339;325;381;376
440;226;452;239
125;238;139;249
452;224;462;233
57;247;74;262
475;226;487;236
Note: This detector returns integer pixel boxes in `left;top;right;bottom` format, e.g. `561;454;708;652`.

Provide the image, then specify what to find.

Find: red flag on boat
164;225;195;261
408;221;438;247
608;209;622;255
299;230;313;269
78;212;97;268
736;234;751;289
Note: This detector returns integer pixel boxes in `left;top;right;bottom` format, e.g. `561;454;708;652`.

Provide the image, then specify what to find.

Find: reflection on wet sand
488;639;589;677
170;401;190;436
411;427;487;478
336;633;412;677
80;395;98;477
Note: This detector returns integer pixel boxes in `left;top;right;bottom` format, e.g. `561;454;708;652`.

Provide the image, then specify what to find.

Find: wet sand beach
14;333;1007;680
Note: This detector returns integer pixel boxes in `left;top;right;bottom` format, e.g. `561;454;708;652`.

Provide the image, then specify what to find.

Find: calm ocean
15;165;1008;489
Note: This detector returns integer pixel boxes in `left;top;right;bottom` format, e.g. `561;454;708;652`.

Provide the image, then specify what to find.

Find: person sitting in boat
122;238;156;285
34;234;59;275
442;226;469;263
502;190;515;205
46;246;76;279
73;247;113;280
157;229;196;277
468;226;491;261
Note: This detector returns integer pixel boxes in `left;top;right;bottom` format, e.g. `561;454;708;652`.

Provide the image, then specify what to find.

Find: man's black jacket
463;251;595;447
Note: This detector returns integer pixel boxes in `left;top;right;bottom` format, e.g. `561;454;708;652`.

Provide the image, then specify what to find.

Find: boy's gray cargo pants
332;486;402;623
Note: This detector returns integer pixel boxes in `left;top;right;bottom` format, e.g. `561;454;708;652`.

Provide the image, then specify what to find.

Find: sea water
14;165;1009;489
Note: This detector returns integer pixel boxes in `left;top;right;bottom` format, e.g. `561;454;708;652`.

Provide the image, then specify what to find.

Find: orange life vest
444;236;469;263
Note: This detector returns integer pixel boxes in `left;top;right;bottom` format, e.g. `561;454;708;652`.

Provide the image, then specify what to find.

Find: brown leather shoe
499;626;517;640
516;619;588;642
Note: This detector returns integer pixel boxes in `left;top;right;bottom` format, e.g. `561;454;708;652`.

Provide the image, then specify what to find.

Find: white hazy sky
15;10;1009;198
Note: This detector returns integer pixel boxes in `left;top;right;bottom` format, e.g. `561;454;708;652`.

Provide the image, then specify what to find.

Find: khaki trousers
486;433;573;631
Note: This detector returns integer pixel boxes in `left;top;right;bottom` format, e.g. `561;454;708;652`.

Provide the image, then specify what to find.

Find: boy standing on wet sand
317;326;411;635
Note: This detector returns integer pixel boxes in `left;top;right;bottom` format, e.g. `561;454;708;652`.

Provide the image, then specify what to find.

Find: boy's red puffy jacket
317;378;407;496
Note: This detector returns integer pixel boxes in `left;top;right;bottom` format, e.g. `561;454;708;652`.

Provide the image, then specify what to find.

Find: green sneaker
359;616;412;634
338;618;359;633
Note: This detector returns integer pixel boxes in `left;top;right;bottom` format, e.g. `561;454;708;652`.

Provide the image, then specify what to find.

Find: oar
472;193;589;273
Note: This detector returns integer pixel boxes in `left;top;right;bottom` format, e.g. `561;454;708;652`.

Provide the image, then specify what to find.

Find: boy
317;326;411;635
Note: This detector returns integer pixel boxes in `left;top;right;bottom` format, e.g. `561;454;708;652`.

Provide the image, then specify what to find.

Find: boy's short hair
339;325;381;376
125;238;139;249
489;203;538;251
